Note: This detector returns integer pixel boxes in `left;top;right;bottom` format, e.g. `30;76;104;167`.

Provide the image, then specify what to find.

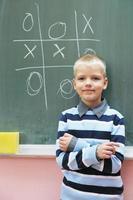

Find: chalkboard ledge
16;145;133;159
0;145;132;159
18;145;56;158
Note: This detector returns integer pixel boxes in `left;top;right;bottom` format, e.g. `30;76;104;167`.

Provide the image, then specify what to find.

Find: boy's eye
92;76;101;81
77;76;85;81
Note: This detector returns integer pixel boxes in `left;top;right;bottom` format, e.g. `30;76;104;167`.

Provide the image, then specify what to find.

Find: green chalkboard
0;0;133;144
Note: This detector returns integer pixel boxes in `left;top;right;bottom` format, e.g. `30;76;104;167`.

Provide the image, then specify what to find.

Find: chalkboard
0;0;133;144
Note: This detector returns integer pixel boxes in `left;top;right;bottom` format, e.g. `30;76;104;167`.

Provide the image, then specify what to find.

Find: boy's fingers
64;133;72;137
59;137;64;141
110;142;119;146
106;144;118;154
106;142;119;147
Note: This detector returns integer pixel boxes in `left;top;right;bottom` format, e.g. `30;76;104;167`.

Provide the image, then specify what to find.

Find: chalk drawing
48;22;66;40
82;15;94;34
24;44;37;59
53;44;65;58
57;79;76;99
22;13;34;32
13;3;101;110
26;71;43;96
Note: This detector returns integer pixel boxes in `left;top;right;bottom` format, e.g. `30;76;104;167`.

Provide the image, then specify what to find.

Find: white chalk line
35;3;48;110
15;65;72;71
74;10;80;57
13;38;101;42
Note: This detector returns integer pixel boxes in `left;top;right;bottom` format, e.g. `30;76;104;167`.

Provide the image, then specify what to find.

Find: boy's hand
96;142;119;160
59;133;73;152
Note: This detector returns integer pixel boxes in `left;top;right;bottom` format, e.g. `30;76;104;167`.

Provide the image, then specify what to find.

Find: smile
83;89;95;92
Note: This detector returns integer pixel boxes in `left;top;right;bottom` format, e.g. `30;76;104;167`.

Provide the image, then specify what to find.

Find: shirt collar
77;98;108;118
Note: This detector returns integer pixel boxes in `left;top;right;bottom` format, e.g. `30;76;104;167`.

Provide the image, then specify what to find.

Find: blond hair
73;54;107;76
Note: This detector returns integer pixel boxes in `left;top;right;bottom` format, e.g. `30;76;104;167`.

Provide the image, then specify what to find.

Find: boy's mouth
83;89;95;92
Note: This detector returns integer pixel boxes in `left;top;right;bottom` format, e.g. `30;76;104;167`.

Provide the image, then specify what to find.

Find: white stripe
67;119;113;132
115;144;125;155
112;125;125;136
56;139;60;149
91;160;104;171
112;156;122;173
58;120;125;136
58;121;68;132
61;183;123;200
105;108;124;118
56;152;65;168
80;138;110;145
82;145;98;166
64;170;123;187
68;151;79;170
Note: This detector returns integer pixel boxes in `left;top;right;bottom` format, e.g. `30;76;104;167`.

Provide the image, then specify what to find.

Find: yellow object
0;132;19;154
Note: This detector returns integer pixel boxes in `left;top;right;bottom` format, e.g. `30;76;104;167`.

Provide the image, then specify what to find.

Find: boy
56;54;125;200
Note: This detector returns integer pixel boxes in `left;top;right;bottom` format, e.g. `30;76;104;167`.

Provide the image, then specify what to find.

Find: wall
0;156;132;200
0;157;61;200
122;160;133;200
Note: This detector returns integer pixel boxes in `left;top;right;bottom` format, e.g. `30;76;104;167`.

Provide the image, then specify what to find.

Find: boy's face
73;64;108;107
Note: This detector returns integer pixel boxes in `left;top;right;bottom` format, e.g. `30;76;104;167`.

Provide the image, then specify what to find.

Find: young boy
56;54;125;200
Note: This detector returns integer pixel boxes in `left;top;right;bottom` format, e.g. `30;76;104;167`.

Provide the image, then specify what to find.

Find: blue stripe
103;159;112;174
56;149;62;157
59;113;67;122
57;131;66;139
63;177;123;195
67;130;111;140
115;152;124;162
111;135;125;144
62;153;70;170
58;131;125;142
75;167;120;176
58;130;111;140
60;113;124;125
113;116;125;126
76;150;86;169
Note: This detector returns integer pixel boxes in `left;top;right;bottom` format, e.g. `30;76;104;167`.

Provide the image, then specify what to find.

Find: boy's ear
103;77;108;90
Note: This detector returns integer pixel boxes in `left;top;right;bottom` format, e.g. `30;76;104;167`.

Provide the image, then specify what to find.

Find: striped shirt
56;99;125;200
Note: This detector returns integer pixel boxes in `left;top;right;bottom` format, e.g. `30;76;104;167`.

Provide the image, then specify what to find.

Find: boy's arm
57;133;125;173
57;133;118;171
92;145;125;173
56;136;118;171
56;113;99;170
59;133;120;160
56;114;100;171
56;140;100;171
56;113;125;173
59;133;90;152
58;124;125;174
59;133;118;159
92;116;125;174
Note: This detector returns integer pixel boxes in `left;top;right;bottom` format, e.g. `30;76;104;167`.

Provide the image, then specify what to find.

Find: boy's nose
85;79;92;86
